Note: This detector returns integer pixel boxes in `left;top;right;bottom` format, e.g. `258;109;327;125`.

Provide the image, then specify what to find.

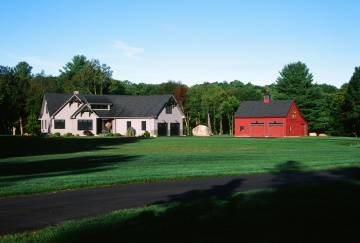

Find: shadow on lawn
0;136;138;159
44;161;360;243
0;155;139;188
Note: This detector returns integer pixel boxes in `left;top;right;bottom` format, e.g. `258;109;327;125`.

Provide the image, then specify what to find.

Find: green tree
0;67;21;134
342;67;360;136
26;111;40;135
276;61;313;100
59;55;112;94
275;62;327;131
108;79;127;94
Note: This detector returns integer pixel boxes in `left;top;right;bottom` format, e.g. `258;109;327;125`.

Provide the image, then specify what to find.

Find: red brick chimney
264;94;271;104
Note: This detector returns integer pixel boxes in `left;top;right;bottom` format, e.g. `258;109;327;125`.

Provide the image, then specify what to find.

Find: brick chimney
264;94;271;104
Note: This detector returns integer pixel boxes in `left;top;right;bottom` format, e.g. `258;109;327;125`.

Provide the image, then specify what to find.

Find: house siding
114;118;155;136
51;101;99;135
39;99;51;133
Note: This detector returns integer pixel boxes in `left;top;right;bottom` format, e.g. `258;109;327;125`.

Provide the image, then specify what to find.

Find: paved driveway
0;168;357;235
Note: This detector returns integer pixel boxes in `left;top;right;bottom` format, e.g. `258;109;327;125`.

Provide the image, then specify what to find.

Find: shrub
83;130;94;136
63;133;73;137
114;133;122;137
142;130;151;138
126;127;136;137
53;132;61;137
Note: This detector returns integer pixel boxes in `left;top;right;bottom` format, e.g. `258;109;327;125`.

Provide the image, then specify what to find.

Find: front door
157;123;168;136
96;118;102;135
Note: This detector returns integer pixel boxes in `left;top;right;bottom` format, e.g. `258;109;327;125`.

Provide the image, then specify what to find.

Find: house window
44;120;47;129
78;120;93;130
54;119;65;129
41;120;43;129
141;121;146;131
166;105;172;114
292;110;296;119
90;104;109;110
240;126;245;131
127;121;131;129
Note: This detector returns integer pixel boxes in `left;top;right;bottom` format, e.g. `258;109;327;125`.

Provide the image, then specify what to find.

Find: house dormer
89;103;111;110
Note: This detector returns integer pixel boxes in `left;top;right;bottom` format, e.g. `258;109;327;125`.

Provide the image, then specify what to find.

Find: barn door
250;123;265;137
268;122;285;137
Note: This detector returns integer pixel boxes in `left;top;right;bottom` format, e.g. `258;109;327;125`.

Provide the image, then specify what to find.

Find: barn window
166;105;172;114
54;119;65;129
250;122;264;126
292;110;296;119
141;121;146;130
78;120;93;130
240;126;245;131
269;122;284;126
127;121;132;129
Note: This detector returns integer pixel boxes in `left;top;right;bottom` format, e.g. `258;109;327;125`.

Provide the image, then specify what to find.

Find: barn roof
44;93;175;118
234;100;293;118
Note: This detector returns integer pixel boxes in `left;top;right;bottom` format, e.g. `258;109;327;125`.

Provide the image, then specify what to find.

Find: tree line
1;55;360;136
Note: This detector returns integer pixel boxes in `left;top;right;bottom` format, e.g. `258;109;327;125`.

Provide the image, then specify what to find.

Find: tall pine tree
343;67;360;136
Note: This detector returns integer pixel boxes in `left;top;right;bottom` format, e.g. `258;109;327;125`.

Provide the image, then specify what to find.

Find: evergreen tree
343;67;360;136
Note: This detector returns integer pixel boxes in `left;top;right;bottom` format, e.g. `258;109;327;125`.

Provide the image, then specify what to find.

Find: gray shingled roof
44;93;175;118
234;100;293;118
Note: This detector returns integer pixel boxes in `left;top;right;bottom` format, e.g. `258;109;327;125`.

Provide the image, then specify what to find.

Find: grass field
1;136;360;197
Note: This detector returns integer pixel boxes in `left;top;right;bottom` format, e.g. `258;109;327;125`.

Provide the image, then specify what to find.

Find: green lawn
0;136;360;197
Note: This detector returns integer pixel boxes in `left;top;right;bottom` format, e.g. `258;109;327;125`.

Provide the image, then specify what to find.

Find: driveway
0;167;358;235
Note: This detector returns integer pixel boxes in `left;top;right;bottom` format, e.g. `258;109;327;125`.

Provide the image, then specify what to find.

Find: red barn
234;95;308;137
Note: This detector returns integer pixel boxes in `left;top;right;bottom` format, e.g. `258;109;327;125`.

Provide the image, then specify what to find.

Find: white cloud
113;40;144;59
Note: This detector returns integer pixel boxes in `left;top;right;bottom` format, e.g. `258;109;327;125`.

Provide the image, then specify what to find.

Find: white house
39;92;185;136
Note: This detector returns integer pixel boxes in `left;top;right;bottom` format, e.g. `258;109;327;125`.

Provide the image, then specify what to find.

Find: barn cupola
263;94;271;104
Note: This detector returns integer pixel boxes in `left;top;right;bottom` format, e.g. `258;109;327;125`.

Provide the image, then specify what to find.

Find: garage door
250;123;265;137
157;123;168;136
170;123;180;136
268;123;285;137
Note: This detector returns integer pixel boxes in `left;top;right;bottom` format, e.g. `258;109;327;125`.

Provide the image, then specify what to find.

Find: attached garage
170;123;180;136
157;123;168;136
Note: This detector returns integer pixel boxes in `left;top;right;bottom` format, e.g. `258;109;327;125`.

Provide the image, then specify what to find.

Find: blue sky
1;0;359;86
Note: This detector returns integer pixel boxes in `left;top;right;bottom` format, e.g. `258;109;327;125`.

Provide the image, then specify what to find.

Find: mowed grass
0;136;360;197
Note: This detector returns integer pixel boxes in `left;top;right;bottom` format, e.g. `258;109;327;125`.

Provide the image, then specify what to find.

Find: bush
126;127;136;137
83;130;94;136
142;130;151;138
53;132;61;137
63;133;73;137
114;133;122;137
